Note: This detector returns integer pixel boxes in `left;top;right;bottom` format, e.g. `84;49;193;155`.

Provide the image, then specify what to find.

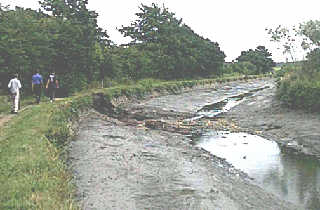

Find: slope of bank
0;103;77;209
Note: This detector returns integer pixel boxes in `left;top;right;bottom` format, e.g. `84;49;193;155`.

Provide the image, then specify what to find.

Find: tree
298;20;320;47
274;20;320;111
0;7;55;91
267;21;320;62
118;3;225;79
39;0;110;92
236;46;275;74
267;25;300;62
0;1;110;94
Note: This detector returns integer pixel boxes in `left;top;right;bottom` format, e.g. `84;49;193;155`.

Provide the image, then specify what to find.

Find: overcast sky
3;0;320;62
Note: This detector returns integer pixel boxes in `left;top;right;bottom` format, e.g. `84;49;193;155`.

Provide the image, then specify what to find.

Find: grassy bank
0;95;36;114
0;74;268;209
0;103;78;209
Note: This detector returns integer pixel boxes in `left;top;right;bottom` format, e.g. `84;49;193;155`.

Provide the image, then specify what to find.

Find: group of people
7;71;59;114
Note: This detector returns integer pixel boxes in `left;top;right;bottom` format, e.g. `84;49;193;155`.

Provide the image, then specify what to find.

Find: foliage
0;2;109;95
266;25;301;61
0;7;53;90
298;20;320;47
267;21;320;62
303;48;320;74
272;19;320;111
118;3;225;79
235;46;275;74
223;61;258;75
276;48;320;111
277;70;320;111
274;64;294;78
0;2;228;96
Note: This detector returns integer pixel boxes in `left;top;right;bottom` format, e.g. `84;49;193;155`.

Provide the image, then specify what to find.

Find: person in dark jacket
45;72;59;103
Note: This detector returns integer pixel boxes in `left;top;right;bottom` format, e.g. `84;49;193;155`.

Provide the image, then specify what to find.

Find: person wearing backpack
45;72;59;103
8;73;22;114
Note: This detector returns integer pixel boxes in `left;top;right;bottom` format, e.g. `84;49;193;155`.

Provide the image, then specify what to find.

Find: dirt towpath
0;114;13;128
0;104;33;129
70;78;300;209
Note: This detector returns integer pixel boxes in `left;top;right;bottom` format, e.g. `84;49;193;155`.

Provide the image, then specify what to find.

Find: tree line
0;1;275;95
224;46;275;75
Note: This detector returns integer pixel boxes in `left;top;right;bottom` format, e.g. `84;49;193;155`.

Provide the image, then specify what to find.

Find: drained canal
193;92;320;209
72;79;319;209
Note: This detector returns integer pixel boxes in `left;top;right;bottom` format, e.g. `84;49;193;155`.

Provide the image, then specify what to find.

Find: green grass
0;95;44;114
0;95;10;113
0;102;78;209
273;66;281;72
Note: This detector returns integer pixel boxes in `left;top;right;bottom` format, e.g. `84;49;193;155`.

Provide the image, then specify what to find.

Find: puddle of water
196;86;270;119
197;94;249;118
194;131;320;209
185;94;250;122
183;85;270;122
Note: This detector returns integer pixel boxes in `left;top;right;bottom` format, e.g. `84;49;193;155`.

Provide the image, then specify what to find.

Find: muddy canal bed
70;113;296;209
69;78;304;209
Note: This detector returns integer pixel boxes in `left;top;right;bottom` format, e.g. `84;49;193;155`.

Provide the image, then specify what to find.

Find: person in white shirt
8;73;22;114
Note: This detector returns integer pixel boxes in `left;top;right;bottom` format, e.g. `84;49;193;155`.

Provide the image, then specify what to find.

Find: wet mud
69;78;301;209
222;80;320;158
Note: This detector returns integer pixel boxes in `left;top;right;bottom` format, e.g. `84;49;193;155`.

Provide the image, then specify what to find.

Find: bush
276;49;320;112
277;70;320;111
223;61;259;75
137;78;162;90
274;63;301;79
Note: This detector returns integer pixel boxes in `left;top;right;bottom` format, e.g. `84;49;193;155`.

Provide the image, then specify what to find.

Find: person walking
8;73;22;114
46;72;59;103
32;70;43;104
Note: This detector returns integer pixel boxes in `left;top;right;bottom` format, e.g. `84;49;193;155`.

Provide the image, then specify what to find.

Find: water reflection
197;94;250;118
195;131;320;209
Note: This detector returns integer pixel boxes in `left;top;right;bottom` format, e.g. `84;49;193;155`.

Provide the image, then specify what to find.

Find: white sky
2;0;320;62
